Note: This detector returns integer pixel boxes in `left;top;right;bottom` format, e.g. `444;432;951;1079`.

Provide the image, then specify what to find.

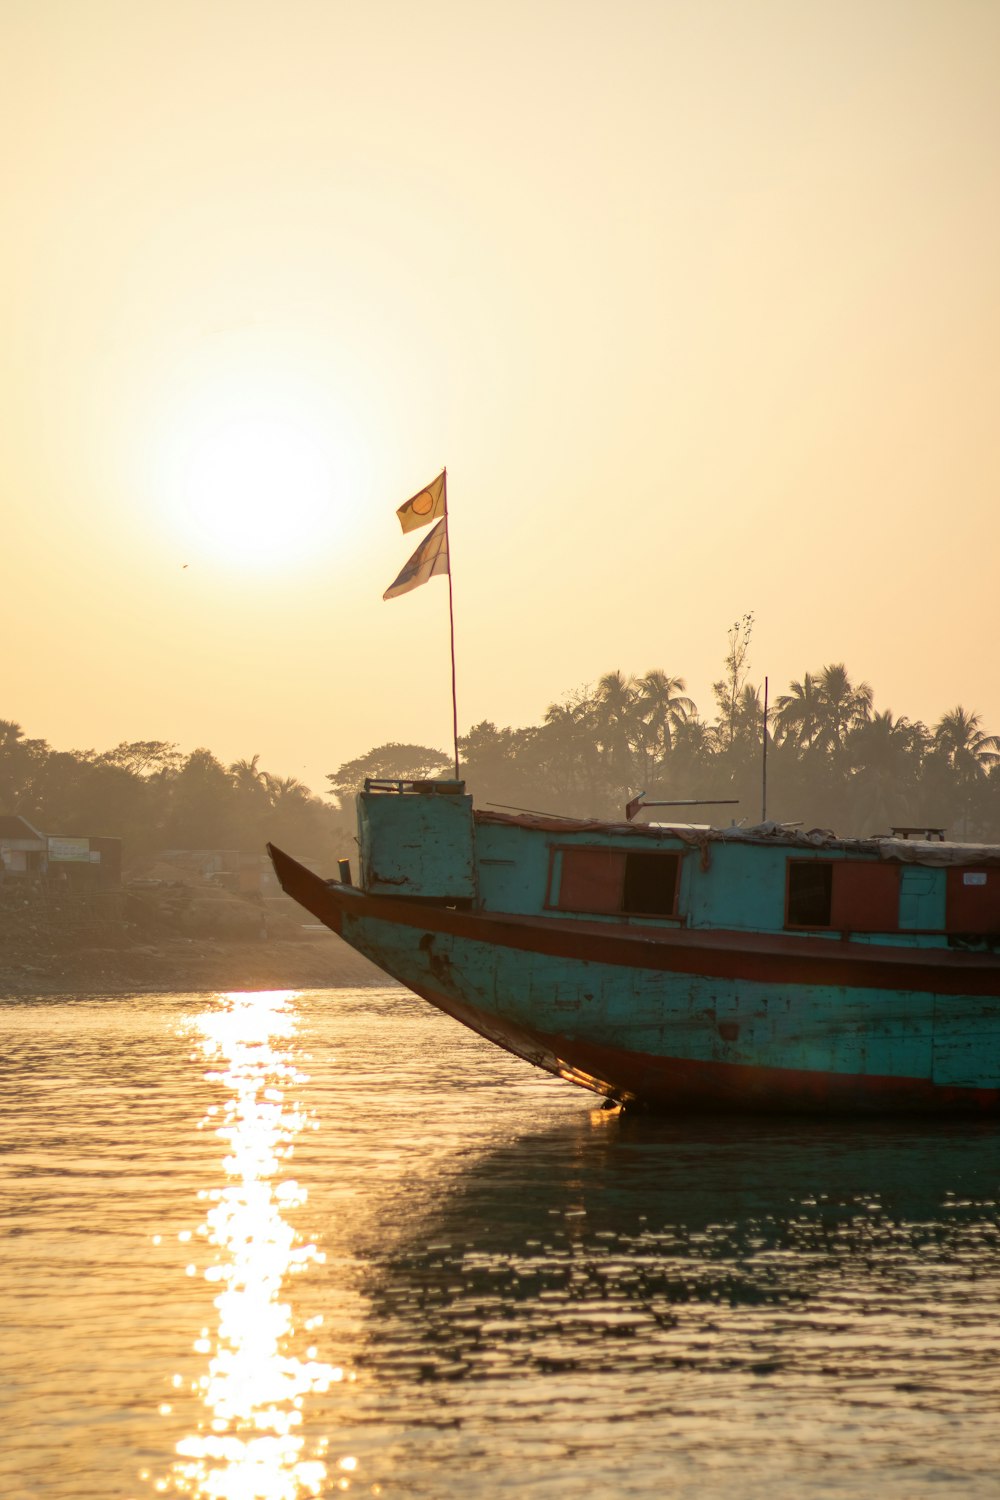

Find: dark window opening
787;861;833;928
622;851;679;916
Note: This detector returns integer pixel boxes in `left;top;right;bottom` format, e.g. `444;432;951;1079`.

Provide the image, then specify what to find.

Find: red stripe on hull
267;845;1000;999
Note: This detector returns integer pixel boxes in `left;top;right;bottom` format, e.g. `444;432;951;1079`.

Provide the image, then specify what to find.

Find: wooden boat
268;779;1000;1114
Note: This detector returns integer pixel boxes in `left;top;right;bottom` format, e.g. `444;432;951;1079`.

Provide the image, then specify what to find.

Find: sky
3;0;999;799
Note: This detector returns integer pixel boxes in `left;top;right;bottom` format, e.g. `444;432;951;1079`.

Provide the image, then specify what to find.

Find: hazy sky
4;0;999;797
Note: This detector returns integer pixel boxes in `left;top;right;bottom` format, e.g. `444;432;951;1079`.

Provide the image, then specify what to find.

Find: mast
444;469;460;780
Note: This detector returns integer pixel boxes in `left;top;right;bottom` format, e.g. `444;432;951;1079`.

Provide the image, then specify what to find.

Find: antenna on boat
443;468;460;781
761;674;769;823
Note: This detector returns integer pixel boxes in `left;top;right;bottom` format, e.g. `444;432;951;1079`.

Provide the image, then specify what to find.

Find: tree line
4;647;999;864
0;726;343;863
329;655;1000;842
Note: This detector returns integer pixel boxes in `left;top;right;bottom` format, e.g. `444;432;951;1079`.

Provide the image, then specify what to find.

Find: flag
383;518;449;600
396;470;446;533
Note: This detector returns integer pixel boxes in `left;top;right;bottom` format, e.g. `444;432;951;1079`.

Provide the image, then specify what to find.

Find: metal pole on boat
761;674;769;823
444;469;460;781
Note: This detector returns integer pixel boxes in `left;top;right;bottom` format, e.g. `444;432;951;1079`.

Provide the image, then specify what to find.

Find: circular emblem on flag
412;491;433;515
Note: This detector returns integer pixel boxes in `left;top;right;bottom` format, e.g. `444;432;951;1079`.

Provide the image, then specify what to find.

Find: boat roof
474;809;1000;867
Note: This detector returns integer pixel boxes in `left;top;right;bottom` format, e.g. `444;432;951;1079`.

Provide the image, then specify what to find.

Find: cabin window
554;846;680;917
557;848;624;913
786;861;833;928
786;860;901;932
622;851;680;915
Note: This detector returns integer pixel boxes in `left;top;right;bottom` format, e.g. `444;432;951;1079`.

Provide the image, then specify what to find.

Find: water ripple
1;988;999;1498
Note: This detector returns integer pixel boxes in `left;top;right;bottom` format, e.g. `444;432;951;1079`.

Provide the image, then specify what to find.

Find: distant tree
847;711;926;780
845;710;927;835
539;693;605;812
160;748;239;849
457;721;536;810
589;670;640;801
99;741;183;776
773;673;823;749
0;719;50;813
812;663;873;755
729;684;764;750
262;774;342;860
712;612;754;747
326;742;451;809
636;670;696;766
230;754;265;790
932;706;1000;778
929;707;1000;838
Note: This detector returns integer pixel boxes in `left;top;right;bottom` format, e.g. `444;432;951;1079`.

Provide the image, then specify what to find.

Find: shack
0;815;47;880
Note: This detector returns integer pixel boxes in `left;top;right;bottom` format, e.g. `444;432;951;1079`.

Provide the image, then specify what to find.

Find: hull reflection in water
362;1110;1000;1388
165;990;348;1500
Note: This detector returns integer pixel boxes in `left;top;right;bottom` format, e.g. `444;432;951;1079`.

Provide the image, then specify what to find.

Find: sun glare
151;360;361;570
178;415;333;565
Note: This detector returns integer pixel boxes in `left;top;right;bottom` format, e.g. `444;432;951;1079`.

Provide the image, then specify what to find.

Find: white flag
383;518;449;600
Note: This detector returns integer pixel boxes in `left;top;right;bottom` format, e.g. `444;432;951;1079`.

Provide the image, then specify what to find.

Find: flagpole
444;469;460;780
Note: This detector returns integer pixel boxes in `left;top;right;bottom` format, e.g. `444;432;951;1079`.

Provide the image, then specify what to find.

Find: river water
1;986;999;1500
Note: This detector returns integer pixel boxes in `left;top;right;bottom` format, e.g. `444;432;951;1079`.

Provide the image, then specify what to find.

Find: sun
174;411;335;566
152;361;359;569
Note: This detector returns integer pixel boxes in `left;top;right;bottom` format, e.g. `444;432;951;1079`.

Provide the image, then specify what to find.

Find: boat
267;778;1000;1114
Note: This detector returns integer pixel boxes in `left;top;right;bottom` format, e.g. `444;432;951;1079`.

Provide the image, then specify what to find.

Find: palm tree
666;717;717;796
265;774;312;808
773;673;823;749
636;671;696;761
848;710;926;776
933;707;1000;776
591;671;640;785
230;754;270;803
540;696;602;808
728;684;763;748
230;753;263;785
813;664;874;755
844;710;927;835
930;707;1000;839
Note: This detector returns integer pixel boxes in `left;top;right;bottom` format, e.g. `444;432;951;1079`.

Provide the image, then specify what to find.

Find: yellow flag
383;519;449;600
396;470;446;533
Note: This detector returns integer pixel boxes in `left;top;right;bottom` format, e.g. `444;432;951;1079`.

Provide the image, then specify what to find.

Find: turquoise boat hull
268;787;1000;1113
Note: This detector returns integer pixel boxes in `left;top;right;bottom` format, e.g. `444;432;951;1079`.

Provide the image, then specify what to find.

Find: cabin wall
475;820;560;912
683;843;793;933
472;821;964;945
359;790;476;899
358;798;983;947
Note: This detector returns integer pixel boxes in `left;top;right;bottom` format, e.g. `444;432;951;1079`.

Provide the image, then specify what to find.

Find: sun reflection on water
164;990;345;1500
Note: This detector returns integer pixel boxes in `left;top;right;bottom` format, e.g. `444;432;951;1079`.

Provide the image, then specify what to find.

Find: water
2;987;999;1500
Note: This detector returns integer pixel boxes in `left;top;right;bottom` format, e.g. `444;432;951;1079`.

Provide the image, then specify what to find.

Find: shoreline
0;929;389;998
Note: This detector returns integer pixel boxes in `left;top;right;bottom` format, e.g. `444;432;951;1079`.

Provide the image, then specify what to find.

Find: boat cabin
357;780;1000;947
